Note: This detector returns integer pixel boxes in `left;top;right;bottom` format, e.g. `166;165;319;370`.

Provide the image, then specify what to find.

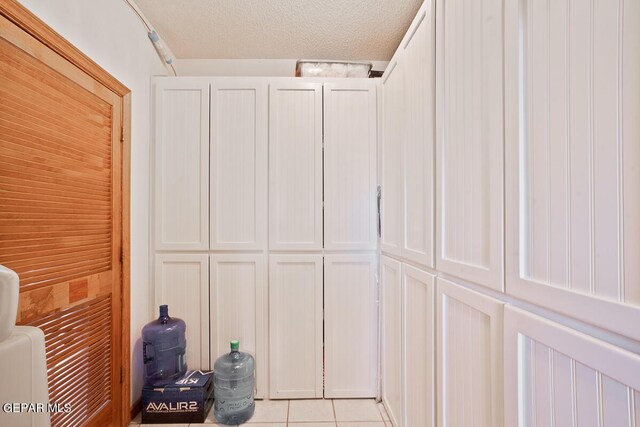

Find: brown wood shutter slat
0;34;113;294
27;296;112;427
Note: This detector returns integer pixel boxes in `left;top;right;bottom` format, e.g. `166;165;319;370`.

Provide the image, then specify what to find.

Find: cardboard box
142;370;214;424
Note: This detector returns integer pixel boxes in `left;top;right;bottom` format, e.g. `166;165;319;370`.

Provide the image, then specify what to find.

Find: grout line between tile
286;399;290;425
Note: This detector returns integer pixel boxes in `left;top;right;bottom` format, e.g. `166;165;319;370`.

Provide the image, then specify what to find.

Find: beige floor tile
288;399;335;422
138;424;189;427
239;424;286;427
203;424;238;426
376;403;390;421
288;423;336;427
202;418;238;427
337;423;386;427
203;399;287;424
133;414;189;426
202;405;237;425
203;407;229;424
333;400;382;422
246;400;289;423
203;423;240;426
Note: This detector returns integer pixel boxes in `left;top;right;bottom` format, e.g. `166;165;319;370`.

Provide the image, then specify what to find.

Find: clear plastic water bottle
142;304;187;386
213;340;255;425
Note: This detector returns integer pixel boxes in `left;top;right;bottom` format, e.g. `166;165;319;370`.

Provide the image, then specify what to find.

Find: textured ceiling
134;0;423;60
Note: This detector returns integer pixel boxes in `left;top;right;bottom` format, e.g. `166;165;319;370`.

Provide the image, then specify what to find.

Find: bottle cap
159;305;168;317
230;340;240;351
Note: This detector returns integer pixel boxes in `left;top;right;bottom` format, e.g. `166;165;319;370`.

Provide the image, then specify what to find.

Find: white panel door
269;254;323;398
402;264;435;427
381;256;402;427
402;1;436;269
154;254;209;370
504;0;640;340
324;254;378;398
323;82;378;251
210;254;267;398
436;278;504;427
504;306;640;427
435;0;504;290
210;80;268;250
269;83;323;251
154;78;209;251
380;58;405;258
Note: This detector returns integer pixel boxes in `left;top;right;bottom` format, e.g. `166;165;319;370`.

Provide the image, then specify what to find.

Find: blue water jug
142;305;187;386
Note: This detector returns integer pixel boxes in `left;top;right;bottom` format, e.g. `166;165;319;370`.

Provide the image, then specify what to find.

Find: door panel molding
436;278;504;427
210;80;268;251
154;78;210;251
154;254;210;370
402;263;436;427
324;254;378;397
323;82;378;251
380;59;405;258
268;83;323;251
210;254;267;397
504;0;640;341
268;254;323;398
402;3;436;269
435;0;504;291
504;305;640;426
381;256;402;427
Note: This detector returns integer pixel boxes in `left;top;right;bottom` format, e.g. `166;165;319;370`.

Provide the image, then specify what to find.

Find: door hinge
120;246;124;264
120;367;124;384
120;126;125;143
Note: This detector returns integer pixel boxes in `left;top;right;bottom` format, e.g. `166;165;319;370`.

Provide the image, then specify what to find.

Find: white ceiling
134;0;423;61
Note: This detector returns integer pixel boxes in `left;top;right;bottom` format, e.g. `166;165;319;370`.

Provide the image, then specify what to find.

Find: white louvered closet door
210;79;268;251
402;264;436;427
210;254;268;398
402;1;436;269
269;255;323;399
381;256;403;427
435;0;504;291
324;254;378;398
154;78;210;251
380;58;405;258
323;82;378;251
504;306;640;427
436;278;504;427
504;0;640;341
268;82;323;251
154;254;210;370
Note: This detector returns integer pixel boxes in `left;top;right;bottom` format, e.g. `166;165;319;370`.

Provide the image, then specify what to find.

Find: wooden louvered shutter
0;4;127;426
26;297;113;427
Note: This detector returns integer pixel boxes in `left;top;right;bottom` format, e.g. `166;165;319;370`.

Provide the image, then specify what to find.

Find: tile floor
130;398;392;427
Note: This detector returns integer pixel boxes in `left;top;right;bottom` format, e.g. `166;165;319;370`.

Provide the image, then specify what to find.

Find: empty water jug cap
159;305;168;317
230;340;239;351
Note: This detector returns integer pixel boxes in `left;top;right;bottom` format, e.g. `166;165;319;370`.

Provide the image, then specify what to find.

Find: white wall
16;0;169;406
174;58;389;76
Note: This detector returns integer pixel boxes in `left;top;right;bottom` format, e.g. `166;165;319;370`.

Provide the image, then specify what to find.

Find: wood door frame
0;0;132;424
